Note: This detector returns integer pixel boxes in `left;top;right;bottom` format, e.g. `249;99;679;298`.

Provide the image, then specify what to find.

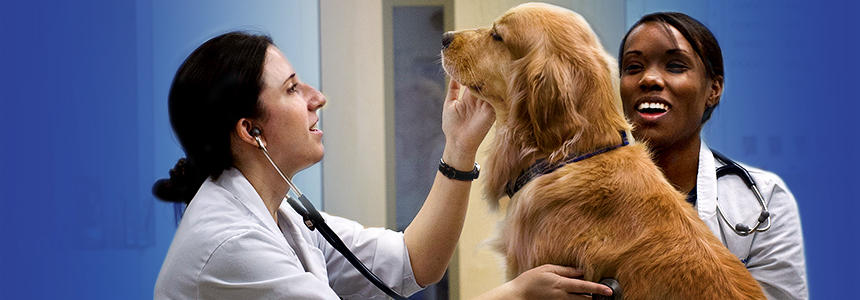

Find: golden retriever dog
441;3;764;299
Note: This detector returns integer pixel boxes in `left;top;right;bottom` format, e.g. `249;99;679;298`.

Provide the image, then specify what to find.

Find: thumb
539;264;583;278
446;79;462;103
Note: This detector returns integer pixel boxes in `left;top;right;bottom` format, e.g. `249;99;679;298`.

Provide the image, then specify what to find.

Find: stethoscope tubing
712;149;772;236
255;135;408;300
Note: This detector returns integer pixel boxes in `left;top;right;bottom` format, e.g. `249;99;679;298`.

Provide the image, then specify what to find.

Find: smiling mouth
309;122;322;133
635;101;670;120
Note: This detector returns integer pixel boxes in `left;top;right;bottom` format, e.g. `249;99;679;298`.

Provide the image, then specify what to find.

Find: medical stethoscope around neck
711;149;772;237
250;127;409;300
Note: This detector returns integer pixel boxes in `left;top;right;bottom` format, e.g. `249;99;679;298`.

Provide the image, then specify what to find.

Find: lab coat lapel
696;141;721;234
696;142;755;262
277;205;329;282
216;168;283;238
218;169;329;281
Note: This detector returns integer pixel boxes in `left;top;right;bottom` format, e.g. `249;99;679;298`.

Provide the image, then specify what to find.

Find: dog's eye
491;31;503;42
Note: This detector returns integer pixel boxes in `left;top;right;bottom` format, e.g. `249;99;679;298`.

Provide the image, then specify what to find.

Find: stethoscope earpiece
249;127;262;137
250;127;265;149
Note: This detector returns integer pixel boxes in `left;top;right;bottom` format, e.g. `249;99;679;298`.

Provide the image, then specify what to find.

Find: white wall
319;0;391;227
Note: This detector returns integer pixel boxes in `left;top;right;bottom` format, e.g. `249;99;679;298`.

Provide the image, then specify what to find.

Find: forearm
403;144;475;286
403;79;494;286
474;282;515;300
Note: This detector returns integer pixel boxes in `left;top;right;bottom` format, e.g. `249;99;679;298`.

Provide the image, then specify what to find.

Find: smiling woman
619;12;808;299
619;15;724;161
245;46;327;181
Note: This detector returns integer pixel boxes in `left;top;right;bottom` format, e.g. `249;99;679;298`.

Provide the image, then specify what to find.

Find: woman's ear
707;75;724;107
234;118;263;148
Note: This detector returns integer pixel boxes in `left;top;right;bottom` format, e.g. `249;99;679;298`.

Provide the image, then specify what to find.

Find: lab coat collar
215;168;329;281
214;168;283;237
695;140;720;225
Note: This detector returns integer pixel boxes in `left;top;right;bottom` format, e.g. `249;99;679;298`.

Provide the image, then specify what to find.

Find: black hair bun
152;158;207;204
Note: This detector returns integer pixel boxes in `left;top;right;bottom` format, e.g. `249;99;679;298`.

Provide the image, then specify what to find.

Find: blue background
0;0;856;299
631;0;860;297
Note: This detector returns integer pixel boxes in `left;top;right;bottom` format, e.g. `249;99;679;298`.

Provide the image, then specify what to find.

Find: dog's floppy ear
507;50;587;160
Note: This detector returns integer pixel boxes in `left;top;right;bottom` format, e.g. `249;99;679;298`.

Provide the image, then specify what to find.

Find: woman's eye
667;63;688;73
287;83;299;94
491;31;503;42
623;64;642;74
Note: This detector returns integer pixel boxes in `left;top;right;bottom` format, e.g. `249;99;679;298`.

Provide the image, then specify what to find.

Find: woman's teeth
637;102;668;113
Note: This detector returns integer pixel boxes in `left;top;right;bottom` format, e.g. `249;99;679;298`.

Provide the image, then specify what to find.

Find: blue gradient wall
0;0;319;299
0;0;855;299
626;0;859;297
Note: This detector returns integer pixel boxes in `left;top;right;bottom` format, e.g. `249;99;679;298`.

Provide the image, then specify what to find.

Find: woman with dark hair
618;12;807;298
153;31;610;299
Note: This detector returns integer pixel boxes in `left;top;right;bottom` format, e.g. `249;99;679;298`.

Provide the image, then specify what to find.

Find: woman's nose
307;86;327;110
639;70;664;91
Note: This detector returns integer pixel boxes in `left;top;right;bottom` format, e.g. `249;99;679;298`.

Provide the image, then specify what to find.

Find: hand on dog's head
441;3;631;203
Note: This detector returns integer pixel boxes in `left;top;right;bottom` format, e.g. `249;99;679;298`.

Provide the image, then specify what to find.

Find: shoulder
157;180;282;282
735;162;796;205
177;180;268;246
201;229;300;278
156;223;284;299
158;226;302;293
740;163;782;186
195;230;342;299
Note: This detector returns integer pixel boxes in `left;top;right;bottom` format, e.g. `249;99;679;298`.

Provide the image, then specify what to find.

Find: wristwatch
438;158;480;181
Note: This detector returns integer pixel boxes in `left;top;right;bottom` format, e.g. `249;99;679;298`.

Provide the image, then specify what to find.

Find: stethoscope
250;127;408;300
711;149;772;237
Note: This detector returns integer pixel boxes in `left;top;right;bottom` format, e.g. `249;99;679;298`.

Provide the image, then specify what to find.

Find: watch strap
438;158;480;181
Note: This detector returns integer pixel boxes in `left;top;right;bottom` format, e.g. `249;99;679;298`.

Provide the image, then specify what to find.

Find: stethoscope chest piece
712;149;772;237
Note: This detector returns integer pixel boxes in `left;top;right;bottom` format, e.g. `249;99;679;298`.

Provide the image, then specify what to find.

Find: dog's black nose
441;32;454;49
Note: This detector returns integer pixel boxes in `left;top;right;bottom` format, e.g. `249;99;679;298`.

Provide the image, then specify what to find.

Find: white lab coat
695;141;808;299
154;168;422;299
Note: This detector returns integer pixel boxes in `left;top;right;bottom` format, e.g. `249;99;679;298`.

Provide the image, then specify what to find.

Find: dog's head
442;3;631;202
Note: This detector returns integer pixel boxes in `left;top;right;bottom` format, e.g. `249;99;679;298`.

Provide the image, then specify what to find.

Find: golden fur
441;3;765;299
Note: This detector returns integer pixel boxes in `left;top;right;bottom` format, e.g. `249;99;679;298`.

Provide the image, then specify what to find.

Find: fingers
558;278;614;297
446;79;461;102
537;265;614;297
461;87;476;103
